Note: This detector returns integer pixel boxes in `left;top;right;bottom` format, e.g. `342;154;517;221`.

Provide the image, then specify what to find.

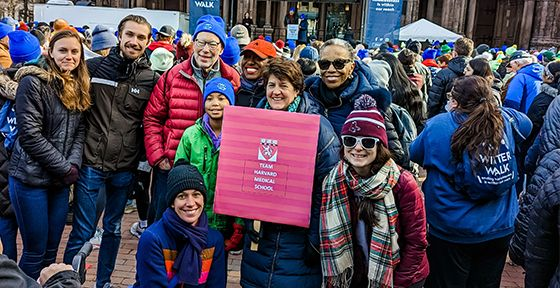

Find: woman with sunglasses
320;95;428;288
240;57;340;288
410;76;531;288
304;38;405;167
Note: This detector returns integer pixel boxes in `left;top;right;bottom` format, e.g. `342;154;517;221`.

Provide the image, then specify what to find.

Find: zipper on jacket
266;231;281;288
203;146;208;172
63;109;70;156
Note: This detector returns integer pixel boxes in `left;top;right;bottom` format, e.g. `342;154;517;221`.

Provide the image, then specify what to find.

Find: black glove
304;241;320;267
63;164;79;185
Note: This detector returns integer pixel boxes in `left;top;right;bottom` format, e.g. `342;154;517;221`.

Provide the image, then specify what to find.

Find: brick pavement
15;212;524;288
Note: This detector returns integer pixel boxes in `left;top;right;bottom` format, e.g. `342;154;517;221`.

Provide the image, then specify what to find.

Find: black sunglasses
317;58;352;70
341;136;379;149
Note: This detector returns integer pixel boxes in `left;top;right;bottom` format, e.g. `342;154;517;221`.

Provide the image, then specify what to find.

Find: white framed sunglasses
341;136;379;149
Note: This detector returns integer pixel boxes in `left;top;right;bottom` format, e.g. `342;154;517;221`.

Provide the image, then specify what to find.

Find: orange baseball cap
241;39;277;59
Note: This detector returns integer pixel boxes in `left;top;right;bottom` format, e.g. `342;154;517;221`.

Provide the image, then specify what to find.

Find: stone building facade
15;0;560;49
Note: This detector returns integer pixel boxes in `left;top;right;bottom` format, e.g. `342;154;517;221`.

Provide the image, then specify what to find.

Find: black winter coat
512;94;560;267
524;165;560;288
8;63;85;187
0;72;16;217
236;78;266;108
427;56;470;118
523;83;558;159
84;47;158;171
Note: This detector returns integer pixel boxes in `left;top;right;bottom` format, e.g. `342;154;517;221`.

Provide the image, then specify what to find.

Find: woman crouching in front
134;161;225;288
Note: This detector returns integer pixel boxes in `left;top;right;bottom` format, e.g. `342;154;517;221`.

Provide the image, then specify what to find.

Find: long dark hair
375;52;424;128
450;76;504;164
468;58;493;80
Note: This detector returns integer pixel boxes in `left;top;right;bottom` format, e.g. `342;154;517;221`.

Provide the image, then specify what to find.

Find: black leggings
134;170;151;221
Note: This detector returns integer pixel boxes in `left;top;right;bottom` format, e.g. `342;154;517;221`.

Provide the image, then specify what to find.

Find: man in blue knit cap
0;23;13;69
143;14;240;227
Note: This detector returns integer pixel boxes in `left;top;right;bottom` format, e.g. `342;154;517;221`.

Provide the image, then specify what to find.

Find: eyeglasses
317;58;352;70
194;39;220;51
341;136;379;149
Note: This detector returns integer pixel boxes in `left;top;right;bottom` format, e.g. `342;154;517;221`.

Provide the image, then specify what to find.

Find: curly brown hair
261;57;304;93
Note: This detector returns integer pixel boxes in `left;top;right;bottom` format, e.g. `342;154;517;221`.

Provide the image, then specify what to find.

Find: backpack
0;100;17;152
450;111;520;201
389;103;418;171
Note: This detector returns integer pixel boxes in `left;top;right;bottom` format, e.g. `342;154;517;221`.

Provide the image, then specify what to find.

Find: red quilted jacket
143;57;240;166
393;170;430;287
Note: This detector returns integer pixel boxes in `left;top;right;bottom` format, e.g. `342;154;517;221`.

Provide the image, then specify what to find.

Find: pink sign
214;106;321;228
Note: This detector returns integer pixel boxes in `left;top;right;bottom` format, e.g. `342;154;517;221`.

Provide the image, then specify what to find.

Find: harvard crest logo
258;138;278;162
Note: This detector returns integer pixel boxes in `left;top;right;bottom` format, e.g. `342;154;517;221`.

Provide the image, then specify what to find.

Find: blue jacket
504;63;544;113
134;216;226;288
410;107;531;243
304;60;405;164
241;93;340;288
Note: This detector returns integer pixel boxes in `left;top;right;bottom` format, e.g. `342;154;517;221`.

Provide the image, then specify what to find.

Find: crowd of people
0;10;559;288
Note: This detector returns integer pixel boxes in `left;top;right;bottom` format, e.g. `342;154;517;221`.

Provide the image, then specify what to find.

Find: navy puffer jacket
304;60;405;166
524;166;560;288
240;93;340;288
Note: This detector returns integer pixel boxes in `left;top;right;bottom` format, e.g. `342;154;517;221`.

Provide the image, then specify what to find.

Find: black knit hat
166;160;207;207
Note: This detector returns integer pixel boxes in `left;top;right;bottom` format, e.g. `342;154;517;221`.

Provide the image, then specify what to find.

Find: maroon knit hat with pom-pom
341;94;388;147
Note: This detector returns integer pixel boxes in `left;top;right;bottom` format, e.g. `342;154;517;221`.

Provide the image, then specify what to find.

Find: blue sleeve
410;127;426;166
135;230;168;288
503;107;533;141
504;76;525;111
308;119;341;249
525;133;541;175
205;231;226;288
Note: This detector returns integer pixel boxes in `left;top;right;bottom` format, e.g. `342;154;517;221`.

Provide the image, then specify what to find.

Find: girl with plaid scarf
320;95;429;288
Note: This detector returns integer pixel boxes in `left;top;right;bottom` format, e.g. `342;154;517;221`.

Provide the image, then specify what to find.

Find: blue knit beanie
0;17;17;27
287;40;296;50
151;28;158;41
0;23;12;39
193;15;226;47
203;77;235;105
422;48;438;60
8;31;41;64
221;37;240;66
299;46;319;61
91;25;117;52
264;35;272;42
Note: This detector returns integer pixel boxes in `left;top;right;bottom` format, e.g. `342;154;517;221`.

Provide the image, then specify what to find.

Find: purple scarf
162;208;209;285
202;114;221;150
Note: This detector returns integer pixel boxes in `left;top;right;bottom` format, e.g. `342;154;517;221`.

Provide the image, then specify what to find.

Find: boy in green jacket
175;77;243;252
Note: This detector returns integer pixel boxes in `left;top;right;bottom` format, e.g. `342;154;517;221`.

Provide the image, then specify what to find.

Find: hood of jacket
517;63;544;81
305;60;391;112
447;56;470;76
148;41;175;52
13;59;50;83
540;82;558;97
0;74;17;101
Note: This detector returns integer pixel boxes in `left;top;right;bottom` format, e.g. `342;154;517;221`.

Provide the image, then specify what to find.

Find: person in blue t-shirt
410;75;532;288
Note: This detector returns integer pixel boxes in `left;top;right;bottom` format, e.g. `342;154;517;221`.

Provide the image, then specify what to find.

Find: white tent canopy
398;18;463;42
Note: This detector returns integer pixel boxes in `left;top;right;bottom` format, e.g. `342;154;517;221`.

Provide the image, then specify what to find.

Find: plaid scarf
320;159;401;288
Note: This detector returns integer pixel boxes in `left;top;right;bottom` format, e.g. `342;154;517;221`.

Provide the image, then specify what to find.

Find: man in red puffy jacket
143;14;240;224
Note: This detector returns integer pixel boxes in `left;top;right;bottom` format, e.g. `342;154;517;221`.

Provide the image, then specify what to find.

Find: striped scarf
320;159;401;288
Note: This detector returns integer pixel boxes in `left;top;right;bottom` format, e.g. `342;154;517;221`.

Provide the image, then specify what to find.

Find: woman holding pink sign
320;95;429;288
240;58;340;287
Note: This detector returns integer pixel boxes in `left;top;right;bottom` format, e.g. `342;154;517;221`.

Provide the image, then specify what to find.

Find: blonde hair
45;30;92;112
292;44;307;61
